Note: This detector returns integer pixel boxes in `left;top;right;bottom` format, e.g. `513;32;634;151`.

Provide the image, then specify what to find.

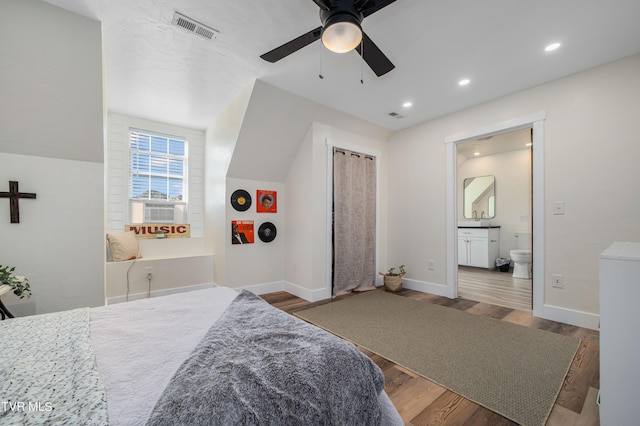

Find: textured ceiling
42;0;640;131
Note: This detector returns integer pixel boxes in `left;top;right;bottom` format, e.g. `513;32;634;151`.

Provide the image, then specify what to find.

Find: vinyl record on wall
230;189;252;211
258;222;277;243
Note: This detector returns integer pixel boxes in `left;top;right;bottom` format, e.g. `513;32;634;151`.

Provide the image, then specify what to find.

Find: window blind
129;129;187;203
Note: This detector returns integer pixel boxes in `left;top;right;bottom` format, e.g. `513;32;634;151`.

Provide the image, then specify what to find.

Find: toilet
510;231;532;279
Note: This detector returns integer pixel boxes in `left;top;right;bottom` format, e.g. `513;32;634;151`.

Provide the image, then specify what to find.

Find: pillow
107;231;141;262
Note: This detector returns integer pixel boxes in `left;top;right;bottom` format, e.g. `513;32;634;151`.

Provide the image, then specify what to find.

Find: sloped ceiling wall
0;0;103;163
226;80;394;182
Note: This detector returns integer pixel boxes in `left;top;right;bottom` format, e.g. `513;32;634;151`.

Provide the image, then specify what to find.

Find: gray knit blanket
146;290;384;426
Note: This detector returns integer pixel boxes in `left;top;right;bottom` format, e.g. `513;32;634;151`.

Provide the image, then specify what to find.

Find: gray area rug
295;290;580;426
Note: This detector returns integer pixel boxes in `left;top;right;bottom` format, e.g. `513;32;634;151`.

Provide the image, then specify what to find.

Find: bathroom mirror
463;175;495;219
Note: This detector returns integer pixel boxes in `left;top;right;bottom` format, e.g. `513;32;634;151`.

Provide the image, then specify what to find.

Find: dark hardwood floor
261;288;600;425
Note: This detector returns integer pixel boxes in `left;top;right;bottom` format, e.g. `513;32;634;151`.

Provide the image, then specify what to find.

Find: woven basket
382;274;403;292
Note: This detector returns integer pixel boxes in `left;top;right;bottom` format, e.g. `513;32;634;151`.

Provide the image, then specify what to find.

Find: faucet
481;211;485;219
472;210;478;220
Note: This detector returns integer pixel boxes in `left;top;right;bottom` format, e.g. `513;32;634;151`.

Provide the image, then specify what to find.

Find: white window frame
107;113;205;237
128;128;188;224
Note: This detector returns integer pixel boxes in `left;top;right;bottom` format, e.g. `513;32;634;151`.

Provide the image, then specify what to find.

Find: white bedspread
89;287;239;426
90;286;403;426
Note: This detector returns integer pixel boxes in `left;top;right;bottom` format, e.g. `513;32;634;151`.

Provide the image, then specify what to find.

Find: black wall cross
0;181;37;224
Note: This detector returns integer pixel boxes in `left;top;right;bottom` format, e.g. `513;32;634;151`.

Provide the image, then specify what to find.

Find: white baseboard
235;281;285;296
541;303;600;331
402;278;449;297
107;282;215;305
404;278;600;330
283;281;331;302
236;281;331;303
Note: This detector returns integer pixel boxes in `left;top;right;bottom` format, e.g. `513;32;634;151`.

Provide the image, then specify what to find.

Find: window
129;129;188;224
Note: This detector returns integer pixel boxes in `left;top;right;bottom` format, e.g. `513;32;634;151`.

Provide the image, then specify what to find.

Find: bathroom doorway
455;128;533;310
445;112;545;317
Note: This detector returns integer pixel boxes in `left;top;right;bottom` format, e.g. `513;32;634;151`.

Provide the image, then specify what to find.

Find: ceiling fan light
322;20;362;53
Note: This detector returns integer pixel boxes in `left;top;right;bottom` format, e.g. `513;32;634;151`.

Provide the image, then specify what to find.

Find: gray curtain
333;148;376;296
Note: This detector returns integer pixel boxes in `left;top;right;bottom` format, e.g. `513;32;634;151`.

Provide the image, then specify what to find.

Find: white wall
284;127;314;291
207;81;391;298
205;82;255;286
227;81;394;182
104;113;211;298
388;54;640;327
283;122;390;301
105;255;214;302
0;0;103;163
224;178;284;289
0;153;104;315
0;0;104;315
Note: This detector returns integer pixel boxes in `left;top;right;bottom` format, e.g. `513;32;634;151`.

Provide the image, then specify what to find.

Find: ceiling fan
260;0;396;77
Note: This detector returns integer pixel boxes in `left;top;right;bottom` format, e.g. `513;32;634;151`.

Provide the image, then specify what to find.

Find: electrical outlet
428;260;435;270
553;201;565;215
552;274;564;289
145;267;153;280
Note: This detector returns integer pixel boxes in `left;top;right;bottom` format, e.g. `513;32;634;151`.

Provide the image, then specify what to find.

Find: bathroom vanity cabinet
457;227;500;269
599;242;640;425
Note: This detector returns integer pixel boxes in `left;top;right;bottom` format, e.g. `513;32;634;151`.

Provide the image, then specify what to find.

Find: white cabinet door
468;237;489;268
458;228;500;269
458;236;470;265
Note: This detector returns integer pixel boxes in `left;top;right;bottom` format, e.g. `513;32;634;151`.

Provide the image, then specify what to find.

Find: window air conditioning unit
144;204;175;223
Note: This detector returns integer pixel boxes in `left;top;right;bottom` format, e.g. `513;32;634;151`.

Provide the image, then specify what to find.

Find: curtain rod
334;148;375;160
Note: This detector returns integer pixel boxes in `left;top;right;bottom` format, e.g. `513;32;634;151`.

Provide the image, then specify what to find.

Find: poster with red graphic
256;190;277;213
231;220;254;244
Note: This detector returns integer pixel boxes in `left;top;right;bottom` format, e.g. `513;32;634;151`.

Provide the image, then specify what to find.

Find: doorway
455;128;533;310
325;139;381;298
445;112;545;317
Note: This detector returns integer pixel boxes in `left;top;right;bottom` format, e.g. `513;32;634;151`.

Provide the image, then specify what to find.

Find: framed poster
256;190;277;213
231;220;254;244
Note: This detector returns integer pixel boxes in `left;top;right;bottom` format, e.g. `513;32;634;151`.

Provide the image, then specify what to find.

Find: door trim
445;112;545;316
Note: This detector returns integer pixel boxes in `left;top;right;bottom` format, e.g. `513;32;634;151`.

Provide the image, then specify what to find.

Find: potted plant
0;265;31;299
379;265;405;292
154;229;167;239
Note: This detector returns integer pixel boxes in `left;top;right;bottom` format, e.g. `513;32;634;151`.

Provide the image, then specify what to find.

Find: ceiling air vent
172;11;219;40
388;112;405;119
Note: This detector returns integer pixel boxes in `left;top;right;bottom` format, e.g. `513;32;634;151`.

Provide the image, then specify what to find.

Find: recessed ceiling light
402;101;413;108
526;143;533;147
545;42;561;52
474;151;480;156
459;78;471;86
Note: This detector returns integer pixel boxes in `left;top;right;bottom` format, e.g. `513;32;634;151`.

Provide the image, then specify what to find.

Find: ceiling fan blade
311;0;331;11
360;0;396;17
260;27;323;63
355;31;395;76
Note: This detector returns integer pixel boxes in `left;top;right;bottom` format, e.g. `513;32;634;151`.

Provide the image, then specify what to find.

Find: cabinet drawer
458;228;489;238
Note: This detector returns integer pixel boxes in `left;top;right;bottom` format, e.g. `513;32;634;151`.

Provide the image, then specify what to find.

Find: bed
0;287;403;425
